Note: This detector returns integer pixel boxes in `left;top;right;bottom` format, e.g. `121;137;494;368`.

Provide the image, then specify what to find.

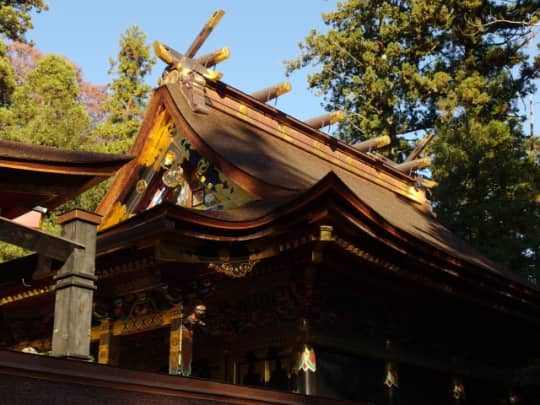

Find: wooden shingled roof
94;19;539;321
95;77;540;294
0;139;132;218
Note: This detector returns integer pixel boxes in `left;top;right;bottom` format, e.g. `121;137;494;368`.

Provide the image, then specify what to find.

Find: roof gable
98;100;255;230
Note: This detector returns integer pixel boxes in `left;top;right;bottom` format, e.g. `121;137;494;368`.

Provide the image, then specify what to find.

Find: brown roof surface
0;139;131;167
162;84;523;282
0;140;132;213
167;84;402;192
97;81;531;289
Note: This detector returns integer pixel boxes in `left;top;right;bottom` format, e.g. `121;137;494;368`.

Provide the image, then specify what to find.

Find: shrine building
1;10;539;405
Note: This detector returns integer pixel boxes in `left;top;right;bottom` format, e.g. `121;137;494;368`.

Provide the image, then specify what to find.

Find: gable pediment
99;103;255;230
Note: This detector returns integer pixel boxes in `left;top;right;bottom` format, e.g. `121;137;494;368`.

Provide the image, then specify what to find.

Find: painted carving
384;362;399;389
296;345;317;373
452;378;466;400
209;260;259;278
179;304;207;376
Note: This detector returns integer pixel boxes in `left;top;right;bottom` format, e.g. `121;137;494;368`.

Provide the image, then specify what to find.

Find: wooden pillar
97;320;116;365
168;305;183;375
51;210;100;360
223;349;233;384
292;229;326;396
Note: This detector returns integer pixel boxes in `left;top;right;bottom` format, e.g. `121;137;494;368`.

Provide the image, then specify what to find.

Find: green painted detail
296;346;316;373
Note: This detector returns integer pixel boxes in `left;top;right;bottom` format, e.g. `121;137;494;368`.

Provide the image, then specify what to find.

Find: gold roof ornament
353;135;391;153
154;10;228;85
154;41;224;83
305;111;345;130
195;47;230;68
251;81;292;103
185;10;225;58
394;157;431;173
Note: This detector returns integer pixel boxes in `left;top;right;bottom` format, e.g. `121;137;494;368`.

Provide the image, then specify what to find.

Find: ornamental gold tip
195;47;231;67
203;69;223;81
154;41;174;65
329;110;345;124
214;47;231;64
421;178;438;188
275;81;292;97
418;157;431;169
377;135;391;148
208;10;225;28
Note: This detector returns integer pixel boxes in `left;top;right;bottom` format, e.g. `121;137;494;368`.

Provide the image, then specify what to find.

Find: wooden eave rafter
7;173;539;316
0;158;130;176
329;234;540;324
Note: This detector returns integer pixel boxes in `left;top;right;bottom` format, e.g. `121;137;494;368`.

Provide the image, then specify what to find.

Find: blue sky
28;0;539;133
29;0;339;121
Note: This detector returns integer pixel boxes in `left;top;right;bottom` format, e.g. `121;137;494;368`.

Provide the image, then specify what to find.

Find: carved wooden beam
251;81;292;103
195;47;230;68
305;111;345;129
185;10;225;58
0;216;84;261
404;133;434;162
353;135;391;153
393;157;431;173
154;41;222;82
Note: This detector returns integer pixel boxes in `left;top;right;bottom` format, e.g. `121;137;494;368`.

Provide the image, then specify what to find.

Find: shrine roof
0;139;131;167
102;171;512;284
0;139;132;214
96;70;531;293
158;83;501;274
165;82;427;201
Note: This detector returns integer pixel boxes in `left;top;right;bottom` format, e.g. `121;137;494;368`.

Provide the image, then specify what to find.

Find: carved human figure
178;304;207;377
183;304;207;330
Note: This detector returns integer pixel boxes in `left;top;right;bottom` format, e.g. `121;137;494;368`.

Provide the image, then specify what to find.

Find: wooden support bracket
0;216;84;261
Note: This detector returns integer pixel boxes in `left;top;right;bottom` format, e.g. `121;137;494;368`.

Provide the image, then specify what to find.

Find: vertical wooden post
232;359;238;384
168;305;183;375
292;250;323;396
97;320;112;365
51;210;101;360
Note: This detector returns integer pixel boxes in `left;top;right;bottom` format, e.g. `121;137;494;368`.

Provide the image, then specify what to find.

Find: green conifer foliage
0;40;15;126
4;54;91;149
288;0;539;278
0;0;47;42
97;25;155;153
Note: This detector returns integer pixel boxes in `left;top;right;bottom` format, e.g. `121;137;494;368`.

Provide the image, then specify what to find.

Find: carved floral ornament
208;260;259;278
